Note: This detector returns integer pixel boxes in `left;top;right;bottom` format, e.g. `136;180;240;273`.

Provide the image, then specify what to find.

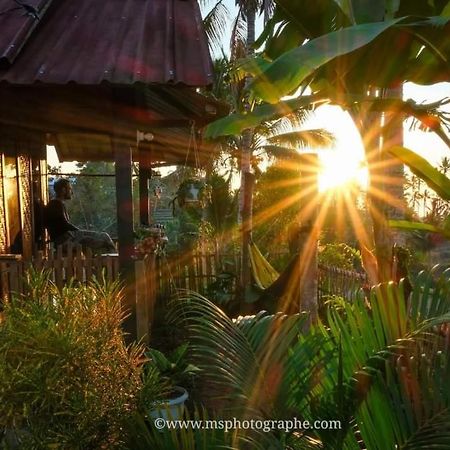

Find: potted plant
135;224;169;257
176;178;211;209
141;343;200;420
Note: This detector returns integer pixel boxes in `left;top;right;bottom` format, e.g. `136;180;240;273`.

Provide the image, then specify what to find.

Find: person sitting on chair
45;178;116;253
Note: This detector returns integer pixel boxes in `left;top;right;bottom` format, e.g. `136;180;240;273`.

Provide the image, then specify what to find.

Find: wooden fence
1;249;368;304
154;251;240;302
154;252;368;303
0;244;119;303
1;248;368;339
0;255;23;302
318;264;368;301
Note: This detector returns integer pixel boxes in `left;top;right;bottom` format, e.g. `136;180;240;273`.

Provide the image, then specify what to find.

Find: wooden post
147;254;157;331
139;146;152;227
135;254;157;343
114;136;137;341
135;259;149;344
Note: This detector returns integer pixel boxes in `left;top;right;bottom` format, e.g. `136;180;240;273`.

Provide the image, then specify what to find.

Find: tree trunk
238;8;256;305
382;86;405;247
351;100;393;283
297;153;319;325
350;85;405;284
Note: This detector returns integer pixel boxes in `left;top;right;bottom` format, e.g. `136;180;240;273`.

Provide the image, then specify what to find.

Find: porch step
152;208;174;224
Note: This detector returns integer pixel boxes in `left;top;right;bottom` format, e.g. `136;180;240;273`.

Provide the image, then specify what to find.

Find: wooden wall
0;155;6;253
0;132;46;259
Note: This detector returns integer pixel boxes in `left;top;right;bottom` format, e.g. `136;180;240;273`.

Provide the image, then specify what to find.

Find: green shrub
0;271;143;449
318;242;361;270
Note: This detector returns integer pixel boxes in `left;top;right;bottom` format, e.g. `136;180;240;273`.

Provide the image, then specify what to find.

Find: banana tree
205;0;450;283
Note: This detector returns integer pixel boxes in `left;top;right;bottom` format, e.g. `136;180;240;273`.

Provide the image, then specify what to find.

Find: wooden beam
0;86;219;138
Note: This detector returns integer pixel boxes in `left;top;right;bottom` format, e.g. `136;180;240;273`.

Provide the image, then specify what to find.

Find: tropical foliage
205;0;450;282
157;268;450;449
3;266;450;449
0;271;143;449
318;242;362;271
65;161;117;236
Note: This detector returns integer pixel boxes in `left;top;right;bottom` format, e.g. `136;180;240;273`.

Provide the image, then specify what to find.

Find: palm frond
202;1;230;53
357;345;450;449
124;408;269;450
266;129;335;149
273;109;313;130
283;275;450;447
260;145;302;160
230;6;247;60
167;291;305;418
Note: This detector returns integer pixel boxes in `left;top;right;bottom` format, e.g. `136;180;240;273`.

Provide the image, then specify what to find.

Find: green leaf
442;1;450;17
265;22;305;60
385;0;401;19
249;18;404;103
331;0;356;23
388;219;450;238
234;56;271;79
266;129;335;148
204;96;328;138
388;145;450;201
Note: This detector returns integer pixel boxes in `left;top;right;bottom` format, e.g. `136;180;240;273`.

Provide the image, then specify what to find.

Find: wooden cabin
0;0;226;339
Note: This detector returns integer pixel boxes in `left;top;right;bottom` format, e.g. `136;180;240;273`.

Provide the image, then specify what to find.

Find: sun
318;152;368;192
297;104;369;192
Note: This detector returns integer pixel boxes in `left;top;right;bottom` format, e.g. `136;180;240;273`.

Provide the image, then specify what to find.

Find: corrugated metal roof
0;0;213;86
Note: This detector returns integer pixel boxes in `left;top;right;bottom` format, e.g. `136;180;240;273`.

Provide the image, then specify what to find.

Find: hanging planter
176;178;211;209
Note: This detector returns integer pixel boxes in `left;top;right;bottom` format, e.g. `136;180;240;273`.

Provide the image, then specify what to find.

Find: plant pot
176;179;211;209
183;183;201;204
149;386;188;421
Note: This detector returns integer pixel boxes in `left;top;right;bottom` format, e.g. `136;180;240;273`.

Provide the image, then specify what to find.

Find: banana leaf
388;145;450;201
249;18;404;103
249;16;450;103
204;95;328;139
388;219;450;239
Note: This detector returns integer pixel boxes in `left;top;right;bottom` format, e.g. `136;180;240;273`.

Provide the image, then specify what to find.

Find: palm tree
202;1;329;308
200;1;273;298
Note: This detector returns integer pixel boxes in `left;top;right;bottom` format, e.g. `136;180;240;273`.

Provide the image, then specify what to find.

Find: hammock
248;241;303;314
248;241;280;290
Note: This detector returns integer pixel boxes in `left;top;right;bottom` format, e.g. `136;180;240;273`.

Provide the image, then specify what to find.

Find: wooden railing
318;264;368;301
0;244;119;302
33;244;120;287
0;246;162;342
0;255;24;303
154;251;240;302
1;249;368;341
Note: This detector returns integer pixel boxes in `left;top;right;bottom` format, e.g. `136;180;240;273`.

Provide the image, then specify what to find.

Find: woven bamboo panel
18;154;32;260
0;155;6;253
